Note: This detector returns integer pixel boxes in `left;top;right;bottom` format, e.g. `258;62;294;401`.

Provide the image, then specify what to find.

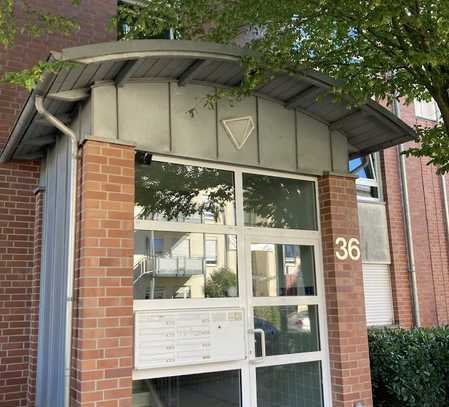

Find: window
256;362;323;407
227;235;237;251
254;305;320;355
243;173;317;230
414;98;440;121
135;159;236;225
251;243;316;297
134;231;238;300
205;239;217;265
153;238;164;254
349;154;381;200
362;264;394;326
133;370;242;407
284;244;300;263
134;156;240;301
133;155;328;407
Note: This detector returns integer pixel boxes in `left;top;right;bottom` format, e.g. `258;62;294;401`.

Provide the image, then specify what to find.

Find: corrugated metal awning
0;39;416;162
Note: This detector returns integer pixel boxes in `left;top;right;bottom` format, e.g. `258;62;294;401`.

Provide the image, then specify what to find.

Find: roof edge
0;57;57;163
1;39;416;163
59;39;251;64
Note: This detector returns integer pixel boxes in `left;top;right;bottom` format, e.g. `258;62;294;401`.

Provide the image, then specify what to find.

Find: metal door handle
249;328;266;363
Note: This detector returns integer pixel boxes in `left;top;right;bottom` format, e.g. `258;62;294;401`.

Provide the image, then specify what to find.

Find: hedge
368;327;449;407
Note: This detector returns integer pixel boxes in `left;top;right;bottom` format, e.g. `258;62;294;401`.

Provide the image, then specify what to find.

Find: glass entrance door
245;234;330;407
132;155;330;407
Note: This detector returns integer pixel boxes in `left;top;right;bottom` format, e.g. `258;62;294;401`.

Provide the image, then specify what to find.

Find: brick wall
381;101;449;327
0;2;116;405
71;140;134;407
0;162;40;407
0;0;116;150
380;147;414;328
319;174;373;407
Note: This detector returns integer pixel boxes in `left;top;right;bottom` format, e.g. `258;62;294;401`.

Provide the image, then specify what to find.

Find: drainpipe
392;98;421;327
441;175;449;319
441;175;449;244
35;96;78;407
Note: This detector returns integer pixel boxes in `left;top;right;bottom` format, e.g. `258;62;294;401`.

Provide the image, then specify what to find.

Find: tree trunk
431;87;449;134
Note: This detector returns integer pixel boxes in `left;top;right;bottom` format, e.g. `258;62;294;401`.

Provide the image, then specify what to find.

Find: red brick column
71;140;134;407
319;174;373;407
25;187;45;406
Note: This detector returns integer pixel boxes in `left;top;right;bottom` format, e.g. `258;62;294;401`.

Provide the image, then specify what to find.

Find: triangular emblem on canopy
221;116;255;150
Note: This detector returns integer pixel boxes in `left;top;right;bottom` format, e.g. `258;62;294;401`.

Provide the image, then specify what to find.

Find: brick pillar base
71;140;135;407
319;174;373;407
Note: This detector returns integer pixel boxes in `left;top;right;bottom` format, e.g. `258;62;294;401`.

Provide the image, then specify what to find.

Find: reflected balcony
133;256;205;284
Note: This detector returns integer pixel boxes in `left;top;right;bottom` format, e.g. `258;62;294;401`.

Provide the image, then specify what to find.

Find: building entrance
132;155;331;407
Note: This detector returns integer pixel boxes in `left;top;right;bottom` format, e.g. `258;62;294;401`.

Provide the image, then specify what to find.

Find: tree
0;1;80;48
204;267;237;298
117;0;449;173
135;157;316;229
0;1;81;89
135;158;235;222
3;1;449;171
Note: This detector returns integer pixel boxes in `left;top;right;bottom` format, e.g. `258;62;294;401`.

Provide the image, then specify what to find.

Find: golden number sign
335;237;361;261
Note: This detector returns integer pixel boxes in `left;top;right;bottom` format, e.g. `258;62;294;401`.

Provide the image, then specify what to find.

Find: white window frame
205;238;218;265
133;154;332;407
414;98;440;122
355;153;383;202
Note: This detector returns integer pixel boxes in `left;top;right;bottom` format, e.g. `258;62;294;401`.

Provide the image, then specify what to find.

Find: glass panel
254;305;320;356
348;157;362;173
135;157;236;225
356;183;379;200
243;173;317;230
133;370;242;407
256;362;323;407
134;231;238;299
349;156;376;180
205;239;218;264
251;244;316;297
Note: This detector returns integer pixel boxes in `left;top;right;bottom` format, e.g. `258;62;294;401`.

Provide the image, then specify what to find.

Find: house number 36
335;237;361;261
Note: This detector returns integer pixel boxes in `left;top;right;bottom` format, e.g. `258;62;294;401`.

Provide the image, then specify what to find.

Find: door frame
244;231;331;407
132;154;332;407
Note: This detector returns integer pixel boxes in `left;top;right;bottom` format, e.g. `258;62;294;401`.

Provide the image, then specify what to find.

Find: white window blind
205;239;217;264
362;263;394;326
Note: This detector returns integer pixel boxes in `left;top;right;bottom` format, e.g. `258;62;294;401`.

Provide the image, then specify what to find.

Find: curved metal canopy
1;39;416;162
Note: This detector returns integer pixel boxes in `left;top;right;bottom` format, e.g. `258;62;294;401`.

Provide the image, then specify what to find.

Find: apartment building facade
356;99;449;330
0;2;448;407
0;2;117;406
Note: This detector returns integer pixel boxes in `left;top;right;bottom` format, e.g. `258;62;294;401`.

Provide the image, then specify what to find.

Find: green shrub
368;327;449;407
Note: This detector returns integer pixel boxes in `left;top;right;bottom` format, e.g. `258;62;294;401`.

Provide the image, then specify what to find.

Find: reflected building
133;160;238;300
133;230;238;299
251;244;316;297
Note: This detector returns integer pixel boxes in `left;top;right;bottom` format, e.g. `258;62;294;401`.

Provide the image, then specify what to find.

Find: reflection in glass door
133;370;242;407
132;155;330;407
246;237;328;407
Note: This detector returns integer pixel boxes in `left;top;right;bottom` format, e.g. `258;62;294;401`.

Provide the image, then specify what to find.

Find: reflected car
287;310;311;333
254;317;278;337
